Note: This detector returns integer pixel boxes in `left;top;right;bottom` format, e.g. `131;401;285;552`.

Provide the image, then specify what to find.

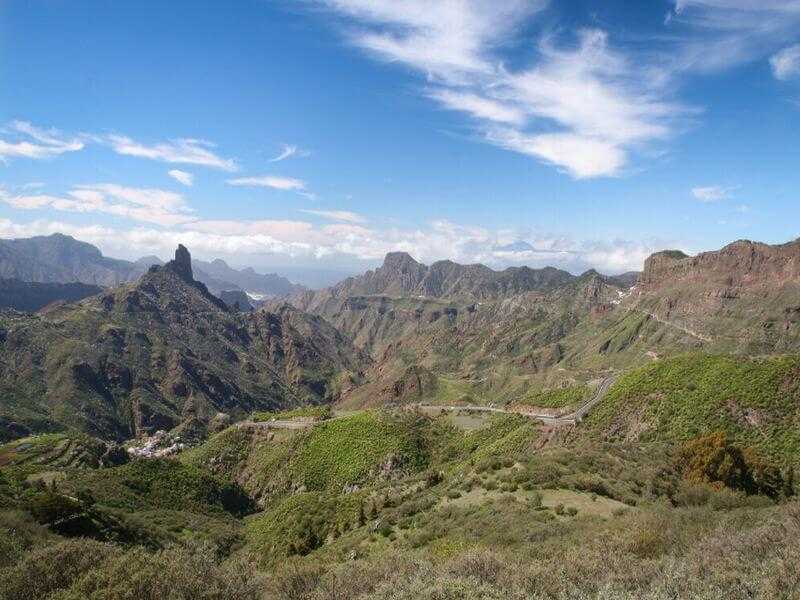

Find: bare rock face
630;238;800;355
638;239;800;290
165;244;194;283
639;250;690;287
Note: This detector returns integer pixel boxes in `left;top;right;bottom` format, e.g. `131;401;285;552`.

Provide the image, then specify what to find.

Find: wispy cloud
104;135;238;171
692;184;737;202
667;1;800;74
316;1;687;179
299;209;367;223
428;89;526;126
0;184;195;227
0;121;84;162
771;44;800;80
167;169;194;187
227;175;307;192
268;144;310;162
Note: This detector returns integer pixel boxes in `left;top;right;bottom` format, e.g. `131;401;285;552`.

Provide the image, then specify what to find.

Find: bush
678;432;785;498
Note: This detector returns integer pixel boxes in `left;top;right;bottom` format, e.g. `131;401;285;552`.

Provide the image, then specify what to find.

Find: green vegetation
289;412;430;491
3;353;800;599
63;458;254;516
246;491;365;562
0;433;106;471
585;353;800;465
251;405;332;422
678;432;790;498
520;384;588;408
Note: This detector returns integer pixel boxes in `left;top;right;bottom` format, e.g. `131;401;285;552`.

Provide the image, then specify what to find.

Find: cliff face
639;240;800;290
622;239;800;356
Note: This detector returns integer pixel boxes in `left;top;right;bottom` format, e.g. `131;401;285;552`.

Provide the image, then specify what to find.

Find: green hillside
585;354;800;464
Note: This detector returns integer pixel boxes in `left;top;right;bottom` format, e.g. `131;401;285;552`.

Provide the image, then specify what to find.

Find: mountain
278;240;800;407
193;258;305;297
3;239;800;600
0;233;144;286
0;279;102;312
279;253;627;406
292;252;576;309
0;245;365;442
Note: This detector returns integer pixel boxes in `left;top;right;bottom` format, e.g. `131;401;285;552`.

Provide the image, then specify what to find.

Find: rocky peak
165;244;194;282
382;252;422;273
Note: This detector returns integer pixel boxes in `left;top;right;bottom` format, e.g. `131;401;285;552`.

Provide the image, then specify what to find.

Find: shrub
678;432;785;498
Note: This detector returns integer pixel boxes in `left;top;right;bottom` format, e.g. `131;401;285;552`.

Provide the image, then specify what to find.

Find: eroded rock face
639;240;800;290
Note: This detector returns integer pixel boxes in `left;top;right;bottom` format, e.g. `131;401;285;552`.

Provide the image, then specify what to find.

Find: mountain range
4;233;800;441
0;245;363;442
278;238;800;407
0;233;305;299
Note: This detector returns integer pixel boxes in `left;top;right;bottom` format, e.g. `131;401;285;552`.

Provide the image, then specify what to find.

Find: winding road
418;376;616;426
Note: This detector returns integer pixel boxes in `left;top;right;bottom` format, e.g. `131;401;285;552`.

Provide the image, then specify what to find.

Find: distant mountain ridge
290;251;584;314
0;233;142;286
0;233;304;298
191;257;305;297
277;239;800;407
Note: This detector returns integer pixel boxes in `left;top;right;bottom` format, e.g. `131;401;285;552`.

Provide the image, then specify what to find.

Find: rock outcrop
638;239;800;290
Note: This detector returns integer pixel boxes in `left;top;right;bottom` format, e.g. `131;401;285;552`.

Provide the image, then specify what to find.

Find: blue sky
1;0;799;277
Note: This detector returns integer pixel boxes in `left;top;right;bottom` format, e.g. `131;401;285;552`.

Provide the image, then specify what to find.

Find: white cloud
0;214;673;275
428;89;526;126
771;44;800;80
226;175;307;191
299;209;367;224
488;129;626;180
692;184;736;202
0;184;195;227
323;0;540;79
0;121;84;161
269;144;309;162
168;169;194;187
317;2;687;179
104;135;238;171
667;1;800;74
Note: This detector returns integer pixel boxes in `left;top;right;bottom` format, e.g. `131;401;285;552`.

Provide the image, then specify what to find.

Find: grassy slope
584;353;800;465
518;384;589;408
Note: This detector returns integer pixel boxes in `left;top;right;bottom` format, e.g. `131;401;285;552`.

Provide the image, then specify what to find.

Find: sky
1;0;799;280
